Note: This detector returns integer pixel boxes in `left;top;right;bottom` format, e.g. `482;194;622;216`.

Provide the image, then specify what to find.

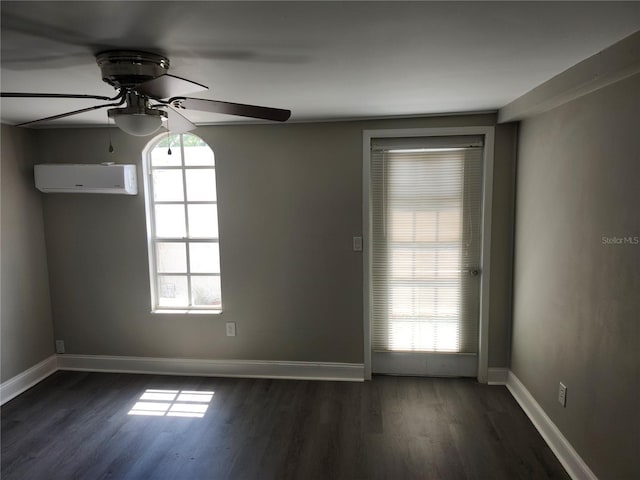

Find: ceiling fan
0;50;292;136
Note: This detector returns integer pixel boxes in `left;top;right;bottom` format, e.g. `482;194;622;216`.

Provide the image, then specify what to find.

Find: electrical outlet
558;382;567;407
55;340;65;354
226;322;236;337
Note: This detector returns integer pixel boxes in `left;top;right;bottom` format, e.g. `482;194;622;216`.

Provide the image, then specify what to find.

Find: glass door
370;136;484;376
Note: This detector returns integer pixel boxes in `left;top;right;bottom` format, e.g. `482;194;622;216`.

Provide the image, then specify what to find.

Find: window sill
151;309;223;315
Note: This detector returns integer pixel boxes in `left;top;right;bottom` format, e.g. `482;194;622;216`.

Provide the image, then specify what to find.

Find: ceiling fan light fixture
109;108;166;136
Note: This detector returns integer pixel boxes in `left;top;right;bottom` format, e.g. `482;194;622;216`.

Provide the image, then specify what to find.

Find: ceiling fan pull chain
166;116;172;155
107;114;115;153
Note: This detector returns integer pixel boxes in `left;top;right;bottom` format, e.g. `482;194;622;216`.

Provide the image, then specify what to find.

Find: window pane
391;286;413;316
186;169;216;201
191;276;221;307
188;205;218;238
390;249;413;278
153;169;184;201
435;286;461;317
415;287;436;316
436;249;461;278
389;210;414;242
435;322;459;351
158;276;188;307
390;320;422;351
415;251;437;279
151;135;183;166
155;205;186;238
184;146;215;166
438;208;461;241
189;243;220;273
415;210;438;242
156;242;187;273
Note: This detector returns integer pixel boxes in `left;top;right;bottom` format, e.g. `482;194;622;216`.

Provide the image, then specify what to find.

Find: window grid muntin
147;133;221;310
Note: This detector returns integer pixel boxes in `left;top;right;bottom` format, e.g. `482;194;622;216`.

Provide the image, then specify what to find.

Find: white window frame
142;132;223;314
363;127;494;382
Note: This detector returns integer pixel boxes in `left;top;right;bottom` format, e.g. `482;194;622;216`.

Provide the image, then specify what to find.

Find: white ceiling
1;1;639;127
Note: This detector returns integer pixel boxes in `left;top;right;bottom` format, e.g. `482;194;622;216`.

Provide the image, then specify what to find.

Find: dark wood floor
1;371;569;480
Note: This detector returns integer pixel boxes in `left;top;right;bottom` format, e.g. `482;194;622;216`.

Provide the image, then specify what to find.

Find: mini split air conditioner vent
34;164;137;195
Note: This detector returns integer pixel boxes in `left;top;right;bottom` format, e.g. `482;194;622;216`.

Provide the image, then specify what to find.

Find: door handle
465;268;480;277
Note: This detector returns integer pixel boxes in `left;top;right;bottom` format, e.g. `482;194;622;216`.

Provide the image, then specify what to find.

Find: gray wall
1;125;55;382
35;114;515;367
511;74;640;479
489;123;518;366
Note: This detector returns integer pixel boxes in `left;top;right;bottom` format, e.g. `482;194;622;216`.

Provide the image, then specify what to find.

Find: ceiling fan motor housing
96;50;169;89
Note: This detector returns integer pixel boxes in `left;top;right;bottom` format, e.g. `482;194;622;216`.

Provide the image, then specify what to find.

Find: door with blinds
370;136;484;377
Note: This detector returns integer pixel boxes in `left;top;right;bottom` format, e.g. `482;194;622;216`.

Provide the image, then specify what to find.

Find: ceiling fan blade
2;92;118;101
137;74;208;99
161;106;197;134
15;102;121;127
1;53;95;71
174;97;291;122
1;12;90;48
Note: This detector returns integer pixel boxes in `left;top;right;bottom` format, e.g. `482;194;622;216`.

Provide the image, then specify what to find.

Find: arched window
143;133;222;312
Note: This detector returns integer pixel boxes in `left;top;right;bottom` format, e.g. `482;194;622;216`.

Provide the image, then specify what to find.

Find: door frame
362;126;495;383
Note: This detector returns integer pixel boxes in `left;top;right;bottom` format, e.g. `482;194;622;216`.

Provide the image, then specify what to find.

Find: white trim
362;132;372;380
150;309;222;315
0;356;599;479
498;31;640;122
57;355;364;382
18;110;499;130
0;355;58;405
362;126;495;383
196;110;499;127
487;367;509;385
142;133;162;312
141;132;224;313
506;371;598;480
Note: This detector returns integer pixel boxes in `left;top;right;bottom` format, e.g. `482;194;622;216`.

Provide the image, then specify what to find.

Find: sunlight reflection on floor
128;389;214;418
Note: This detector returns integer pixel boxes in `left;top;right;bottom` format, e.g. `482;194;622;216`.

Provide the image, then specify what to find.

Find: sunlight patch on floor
128;389;214;418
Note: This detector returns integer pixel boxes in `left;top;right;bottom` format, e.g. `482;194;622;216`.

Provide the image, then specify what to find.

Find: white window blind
371;136;483;353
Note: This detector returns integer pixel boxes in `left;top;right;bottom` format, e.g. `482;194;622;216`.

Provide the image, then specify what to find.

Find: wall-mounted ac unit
34;164;138;195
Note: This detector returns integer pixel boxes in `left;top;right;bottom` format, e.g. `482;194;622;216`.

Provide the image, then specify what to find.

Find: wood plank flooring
1;371;569;480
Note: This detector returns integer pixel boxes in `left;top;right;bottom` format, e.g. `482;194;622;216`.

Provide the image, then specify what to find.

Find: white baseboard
0;357;596;480
487;367;509;385
57;354;365;382
506;371;598;480
0;355;58;406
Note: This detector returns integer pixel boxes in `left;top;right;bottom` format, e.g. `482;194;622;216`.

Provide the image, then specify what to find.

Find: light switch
353;236;363;252
226;322;236;337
